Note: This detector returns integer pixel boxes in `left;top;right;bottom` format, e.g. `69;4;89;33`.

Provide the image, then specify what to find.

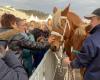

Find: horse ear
61;4;70;16
53;6;58;14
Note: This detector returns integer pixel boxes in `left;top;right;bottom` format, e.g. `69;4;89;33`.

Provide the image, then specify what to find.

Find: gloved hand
63;57;71;65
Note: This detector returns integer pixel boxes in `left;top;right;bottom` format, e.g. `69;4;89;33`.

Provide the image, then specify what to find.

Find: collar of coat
90;24;100;34
0;29;20;40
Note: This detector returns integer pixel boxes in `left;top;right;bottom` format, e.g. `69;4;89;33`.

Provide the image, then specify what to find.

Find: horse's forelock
53;9;61;28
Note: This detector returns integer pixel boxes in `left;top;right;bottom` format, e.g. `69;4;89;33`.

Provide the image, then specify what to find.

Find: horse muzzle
50;45;60;52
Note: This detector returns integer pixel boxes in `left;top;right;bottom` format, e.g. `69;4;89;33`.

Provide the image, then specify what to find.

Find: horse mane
71;26;88;50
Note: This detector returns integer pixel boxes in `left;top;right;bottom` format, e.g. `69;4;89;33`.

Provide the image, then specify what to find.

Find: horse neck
67;12;83;27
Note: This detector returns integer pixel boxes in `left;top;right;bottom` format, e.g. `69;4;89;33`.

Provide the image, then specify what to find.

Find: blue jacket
71;24;100;80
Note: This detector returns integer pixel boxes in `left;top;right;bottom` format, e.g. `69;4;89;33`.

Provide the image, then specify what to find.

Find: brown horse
51;4;90;80
52;5;85;60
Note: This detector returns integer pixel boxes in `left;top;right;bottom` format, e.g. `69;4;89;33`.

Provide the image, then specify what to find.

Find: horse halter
51;15;71;63
51;15;71;42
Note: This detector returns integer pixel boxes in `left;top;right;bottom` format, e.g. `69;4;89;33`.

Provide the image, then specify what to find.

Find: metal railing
29;50;57;80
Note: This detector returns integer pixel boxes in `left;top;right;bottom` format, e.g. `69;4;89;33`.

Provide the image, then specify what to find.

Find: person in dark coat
64;8;100;80
30;22;50;68
0;40;28;80
8;18;36;77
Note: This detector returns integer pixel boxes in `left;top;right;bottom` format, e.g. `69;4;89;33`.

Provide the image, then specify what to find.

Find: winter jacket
0;51;28;80
71;24;100;80
9;32;35;77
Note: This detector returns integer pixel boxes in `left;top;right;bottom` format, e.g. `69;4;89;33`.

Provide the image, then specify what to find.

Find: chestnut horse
52;5;85;60
51;5;90;80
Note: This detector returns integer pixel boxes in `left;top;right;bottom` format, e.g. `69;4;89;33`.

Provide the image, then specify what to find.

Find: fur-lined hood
0;28;20;40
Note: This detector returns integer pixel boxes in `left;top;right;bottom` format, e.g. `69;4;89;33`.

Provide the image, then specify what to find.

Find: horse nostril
50;46;57;52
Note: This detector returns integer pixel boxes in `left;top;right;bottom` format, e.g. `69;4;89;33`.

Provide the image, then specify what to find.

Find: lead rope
61;17;75;80
61;16;71;41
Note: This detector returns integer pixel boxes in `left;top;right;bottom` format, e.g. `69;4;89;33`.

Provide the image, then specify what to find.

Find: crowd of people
0;13;54;79
0;7;100;80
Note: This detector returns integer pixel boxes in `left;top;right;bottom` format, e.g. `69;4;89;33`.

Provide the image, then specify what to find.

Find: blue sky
0;0;100;18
